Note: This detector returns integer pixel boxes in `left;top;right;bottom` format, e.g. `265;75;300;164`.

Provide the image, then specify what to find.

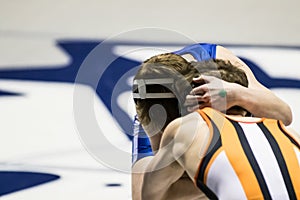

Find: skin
132;45;293;199
141;110;300;199
140;112;208;199
184;45;292;126
132;130;208;200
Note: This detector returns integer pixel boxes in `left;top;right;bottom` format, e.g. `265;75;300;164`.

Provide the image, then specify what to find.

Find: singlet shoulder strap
194;107;222;199
198;107;227;129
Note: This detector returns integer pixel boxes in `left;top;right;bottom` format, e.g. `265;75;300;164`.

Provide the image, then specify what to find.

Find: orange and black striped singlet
194;107;300;200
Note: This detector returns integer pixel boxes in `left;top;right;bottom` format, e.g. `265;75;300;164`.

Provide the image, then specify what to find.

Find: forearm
167;176;208;200
132;150;181;200
132;172;142;200
215;45;292;125
132;157;153;200
231;85;292;125
142;161;183;200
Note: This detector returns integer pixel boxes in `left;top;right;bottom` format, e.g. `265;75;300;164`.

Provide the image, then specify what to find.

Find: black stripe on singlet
277;120;300;149
229;119;272;199
258;122;297;200
196;114;221;200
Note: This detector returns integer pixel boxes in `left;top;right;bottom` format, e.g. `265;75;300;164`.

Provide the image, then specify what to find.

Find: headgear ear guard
132;77;192;117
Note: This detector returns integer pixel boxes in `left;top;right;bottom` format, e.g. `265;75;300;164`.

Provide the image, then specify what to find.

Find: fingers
192;75;225;95
184;94;210;106
185;95;199;106
192;75;216;83
187;105;200;112
185;91;212;113
190;84;209;95
185;95;208;105
191;75;219;94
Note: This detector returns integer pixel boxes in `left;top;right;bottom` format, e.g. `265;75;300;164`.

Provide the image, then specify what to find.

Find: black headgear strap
132;78;176;99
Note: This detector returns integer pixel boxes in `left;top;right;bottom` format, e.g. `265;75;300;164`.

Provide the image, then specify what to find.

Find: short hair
191;59;248;88
133;53;195;132
133;54;248;133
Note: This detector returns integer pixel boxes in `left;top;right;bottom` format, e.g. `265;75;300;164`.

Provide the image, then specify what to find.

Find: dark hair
133;54;248;133
133;53;195;132
192;59;248;88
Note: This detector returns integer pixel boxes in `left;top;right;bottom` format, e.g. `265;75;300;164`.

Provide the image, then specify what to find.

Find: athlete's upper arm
132;156;153;200
141;154;184;199
215;45;266;90
172;112;210;180
215;45;293;125
141;121;184;199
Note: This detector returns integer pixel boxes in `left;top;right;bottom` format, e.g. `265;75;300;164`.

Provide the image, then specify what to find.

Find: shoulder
215;45;235;59
215;45;261;87
171;112;210;167
165;112;202;133
161;112;207;148
176;112;208;141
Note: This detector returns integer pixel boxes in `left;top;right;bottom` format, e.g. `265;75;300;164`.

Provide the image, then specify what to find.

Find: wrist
226;83;245;108
232;85;256;112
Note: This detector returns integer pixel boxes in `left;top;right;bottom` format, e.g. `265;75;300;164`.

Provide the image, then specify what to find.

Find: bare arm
130;119;183;200
216;45;292;125
137;159;205;200
131;132;163;200
229;83;292;124
132;157;153;200
140;121;183;199
187;45;292;125
141;117;209;200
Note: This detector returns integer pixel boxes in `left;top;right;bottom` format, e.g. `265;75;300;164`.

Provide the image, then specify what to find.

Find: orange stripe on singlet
201;107;264;199
263;119;300;199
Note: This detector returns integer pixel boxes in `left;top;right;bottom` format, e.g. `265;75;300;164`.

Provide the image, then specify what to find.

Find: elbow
283;108;293;126
281;103;293;126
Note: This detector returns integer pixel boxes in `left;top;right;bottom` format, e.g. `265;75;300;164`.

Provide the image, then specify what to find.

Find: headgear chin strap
133;78;176;99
